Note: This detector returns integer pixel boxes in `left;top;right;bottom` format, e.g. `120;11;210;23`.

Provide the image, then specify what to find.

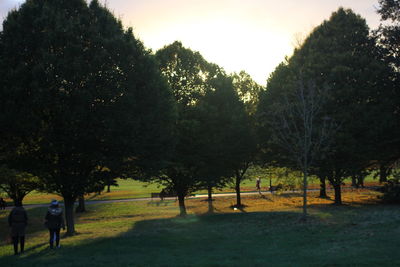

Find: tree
0;165;39;206
373;0;400;182
268;8;394;205
195;73;256;208
232;71;263;115
0;0;175;234
229;71;260;207
258;74;337;217
375;0;400;70
155;41;218;216
194;74;237;203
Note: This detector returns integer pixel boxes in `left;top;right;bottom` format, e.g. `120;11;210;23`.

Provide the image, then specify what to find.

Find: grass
1;173;381;206
1;188;399;266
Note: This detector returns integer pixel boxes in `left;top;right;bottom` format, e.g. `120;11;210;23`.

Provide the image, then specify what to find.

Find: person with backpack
44;200;65;249
8;202;28;255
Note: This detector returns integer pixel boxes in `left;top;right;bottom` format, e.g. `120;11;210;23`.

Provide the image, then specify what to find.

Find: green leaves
0;0;175;199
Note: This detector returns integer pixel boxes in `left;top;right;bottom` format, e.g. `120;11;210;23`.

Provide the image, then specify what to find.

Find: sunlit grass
1;172;381;207
1;188;395;267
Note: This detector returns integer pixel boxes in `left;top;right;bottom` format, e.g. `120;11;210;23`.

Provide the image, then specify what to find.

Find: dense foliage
0;0;175;233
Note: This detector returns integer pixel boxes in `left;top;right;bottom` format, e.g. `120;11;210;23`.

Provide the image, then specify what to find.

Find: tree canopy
0;0;175;234
258;8;396;205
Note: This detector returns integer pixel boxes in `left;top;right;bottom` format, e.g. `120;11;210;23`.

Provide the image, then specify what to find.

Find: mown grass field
1;189;399;266
1;172;380;206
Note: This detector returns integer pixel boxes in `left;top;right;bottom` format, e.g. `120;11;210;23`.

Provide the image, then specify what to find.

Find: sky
1;0;382;85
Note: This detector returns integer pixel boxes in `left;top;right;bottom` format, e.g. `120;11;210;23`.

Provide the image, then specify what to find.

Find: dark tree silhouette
0;0;175;234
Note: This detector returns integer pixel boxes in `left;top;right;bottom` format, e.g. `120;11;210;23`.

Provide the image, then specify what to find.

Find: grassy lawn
1;189;399;266
1;172;381;206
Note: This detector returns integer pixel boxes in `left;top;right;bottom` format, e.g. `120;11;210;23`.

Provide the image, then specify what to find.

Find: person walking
0;197;6;210
256;177;261;192
8;202;28;255
44;200;65;249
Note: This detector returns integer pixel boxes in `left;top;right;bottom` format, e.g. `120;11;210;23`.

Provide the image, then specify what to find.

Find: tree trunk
75;195;86;213
379;165;390;183
207;185;213;201
302;168;308;218
333;184;342;205
107;184;111;193
235;175;241;207
351;175;358;188
64;197;76;236
11;193;26;207
177;193;187;216
357;175;364;188
319;176;327;198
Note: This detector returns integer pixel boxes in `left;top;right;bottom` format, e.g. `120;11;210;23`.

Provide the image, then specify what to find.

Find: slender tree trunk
379;165;390;183
357;175;364;188
333;183;342;205
64;197;76;236
107;184;111;193
351;175;358;188
302;167;308;218
177;193;187;216
319;176;327;198
235;175;241;207
75;195;86;213
207;185;213;201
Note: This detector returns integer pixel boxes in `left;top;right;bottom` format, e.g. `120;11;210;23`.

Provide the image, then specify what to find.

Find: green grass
1;190;399;266
0;168;382;206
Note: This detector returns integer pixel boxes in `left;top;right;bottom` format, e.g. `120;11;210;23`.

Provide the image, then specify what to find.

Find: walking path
2;186;376;210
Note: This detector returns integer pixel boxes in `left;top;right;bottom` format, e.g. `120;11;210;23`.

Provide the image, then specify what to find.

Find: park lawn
3;173;381;206
2;178;263;206
1;189;399;266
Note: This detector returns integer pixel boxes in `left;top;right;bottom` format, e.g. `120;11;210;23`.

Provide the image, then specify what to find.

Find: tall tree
229;71;260;207
259;8;395;205
258;74;337;217
155;41;218;216
373;0;400;181
0;0;175;234
294;8;396;205
195;73;256;208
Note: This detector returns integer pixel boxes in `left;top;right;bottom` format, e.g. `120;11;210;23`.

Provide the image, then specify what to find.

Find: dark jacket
8;206;28;236
45;206;65;229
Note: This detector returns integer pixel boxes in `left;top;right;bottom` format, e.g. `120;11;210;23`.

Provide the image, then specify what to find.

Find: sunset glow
0;0;381;85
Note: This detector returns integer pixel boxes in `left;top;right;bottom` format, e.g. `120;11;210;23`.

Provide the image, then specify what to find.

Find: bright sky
1;0;382;85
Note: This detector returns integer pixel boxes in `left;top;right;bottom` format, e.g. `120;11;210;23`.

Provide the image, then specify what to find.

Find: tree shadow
7;210;306;266
229;204;248;212
1;201;394;266
146;200;176;207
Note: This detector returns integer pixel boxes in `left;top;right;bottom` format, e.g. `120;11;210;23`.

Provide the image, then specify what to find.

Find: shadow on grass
2;202;398;266
1;211;311;266
146;200;177;207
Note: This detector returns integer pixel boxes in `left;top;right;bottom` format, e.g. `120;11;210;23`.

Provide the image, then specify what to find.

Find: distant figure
44;200;65;249
256;178;261;192
160;189;166;201
8;202;28;255
0;197;6;210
